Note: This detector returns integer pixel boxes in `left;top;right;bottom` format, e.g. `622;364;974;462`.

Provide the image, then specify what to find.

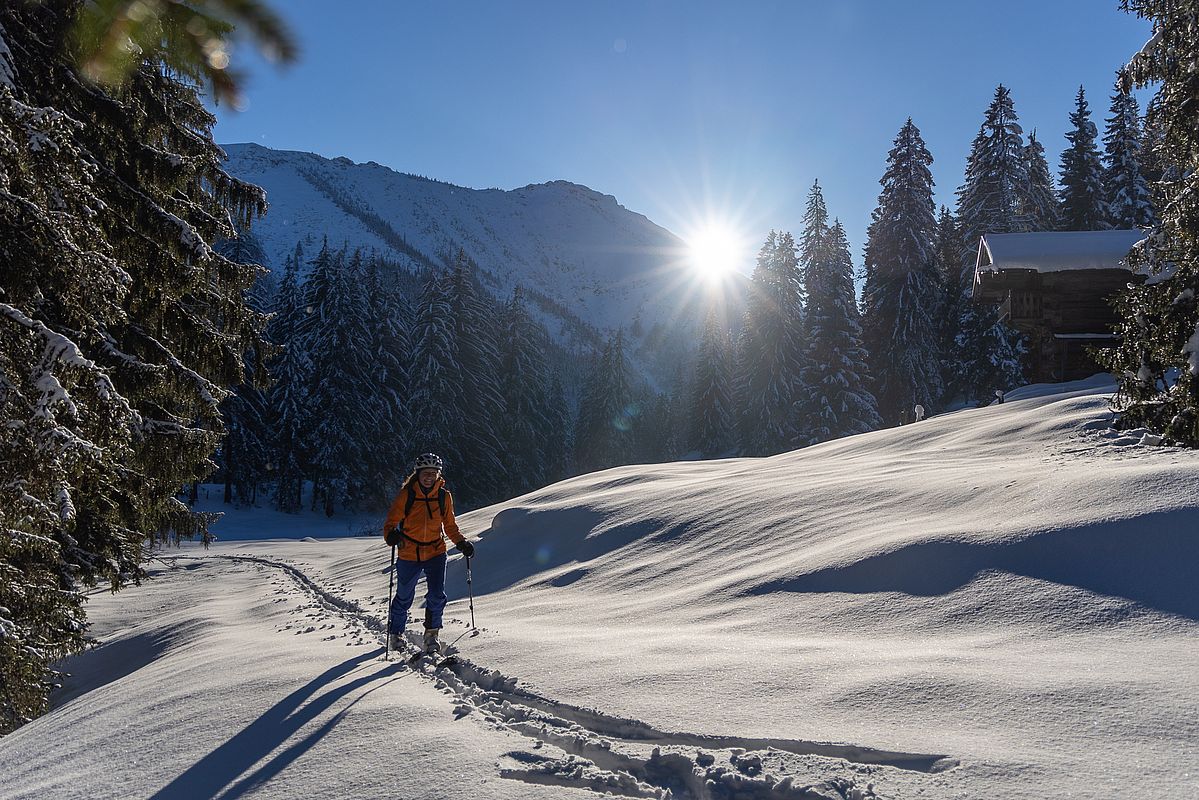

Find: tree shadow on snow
148;651;404;799
447;506;674;595
52;627;192;708
749;509;1199;621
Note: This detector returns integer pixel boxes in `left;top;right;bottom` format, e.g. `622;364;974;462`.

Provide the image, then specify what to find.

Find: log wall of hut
973;268;1142;383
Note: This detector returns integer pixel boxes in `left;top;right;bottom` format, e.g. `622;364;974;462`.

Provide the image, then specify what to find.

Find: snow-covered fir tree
300;244;380;515
1022;130;1060;230
0;2;268;731
957;86;1033;241
361;254;412;507
214;231;275;506
575;332;634;473
1058;86;1110;231
688;308;735;457
800;221;881;442
497;287;552;498
1099;0;1199;446
798;181;830;306
1102;78;1155;229
444;250;505;507
266;245;310;512
861;118;944;424
736;231;805;455
950;86;1029;405
934;207;970;400
543;375;573;484
408;268;468;482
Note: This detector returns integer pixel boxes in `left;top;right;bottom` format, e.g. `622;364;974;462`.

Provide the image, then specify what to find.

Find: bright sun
687;225;743;281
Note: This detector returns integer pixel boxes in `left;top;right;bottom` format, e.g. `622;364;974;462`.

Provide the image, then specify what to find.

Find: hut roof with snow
975;229;1144;277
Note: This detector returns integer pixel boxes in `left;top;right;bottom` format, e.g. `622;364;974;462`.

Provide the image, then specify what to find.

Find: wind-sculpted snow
214;552;936;798
4;378;1196;799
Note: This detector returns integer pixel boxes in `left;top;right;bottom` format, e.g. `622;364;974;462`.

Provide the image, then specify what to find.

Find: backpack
404;484;447;521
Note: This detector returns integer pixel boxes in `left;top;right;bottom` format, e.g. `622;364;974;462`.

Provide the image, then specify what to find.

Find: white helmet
413;453;444;472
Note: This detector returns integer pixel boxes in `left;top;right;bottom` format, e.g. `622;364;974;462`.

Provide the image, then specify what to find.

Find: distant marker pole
385;544;397;659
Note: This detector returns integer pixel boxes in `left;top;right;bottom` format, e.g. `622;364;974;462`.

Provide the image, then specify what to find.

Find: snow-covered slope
4;377;1196;799
222;143;737;363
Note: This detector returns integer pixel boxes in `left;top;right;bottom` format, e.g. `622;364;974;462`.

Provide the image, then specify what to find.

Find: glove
384;527;401;547
456;539;475;557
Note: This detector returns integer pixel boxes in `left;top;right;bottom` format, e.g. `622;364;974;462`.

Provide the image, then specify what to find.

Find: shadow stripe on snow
206;553;957;799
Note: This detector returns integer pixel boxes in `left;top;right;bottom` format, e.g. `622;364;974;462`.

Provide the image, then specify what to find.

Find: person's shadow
149;650;404;799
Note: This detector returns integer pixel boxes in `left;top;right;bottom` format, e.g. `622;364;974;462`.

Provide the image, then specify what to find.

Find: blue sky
213;1;1153;272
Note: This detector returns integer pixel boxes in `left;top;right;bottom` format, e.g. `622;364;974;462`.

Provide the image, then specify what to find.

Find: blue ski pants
389;552;447;634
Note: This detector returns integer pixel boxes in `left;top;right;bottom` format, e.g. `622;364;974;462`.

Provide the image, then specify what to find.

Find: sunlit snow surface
2;375;1196;799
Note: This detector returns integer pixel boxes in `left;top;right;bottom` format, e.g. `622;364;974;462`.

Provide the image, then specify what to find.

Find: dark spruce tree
736;231;805;455
1058;86;1110;231
214;230;275;506
575;332;634;473
1023;130;1060;230
861;118;944;425
266;245;310;512
444;250;505;507
300;245;379;515
800;221;881;442
1098;0;1199;446
408;268;467;483
934;207;970;399
688;308;735;457
497;287;552;498
950;86;1029;405
1102;77;1155;229
0;2;269;731
543;375;573;484
362;254;413;507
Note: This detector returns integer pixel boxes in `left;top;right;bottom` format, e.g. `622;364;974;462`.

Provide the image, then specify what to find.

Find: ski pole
465;553;476;632
385;544;397;659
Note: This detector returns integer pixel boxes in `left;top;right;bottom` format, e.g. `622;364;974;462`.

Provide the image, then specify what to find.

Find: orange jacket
383;477;465;561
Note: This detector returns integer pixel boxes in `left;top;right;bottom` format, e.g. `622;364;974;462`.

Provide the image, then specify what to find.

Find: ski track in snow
207;552;958;800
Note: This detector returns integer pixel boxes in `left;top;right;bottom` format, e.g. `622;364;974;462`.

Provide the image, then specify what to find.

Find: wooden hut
971;230;1146;383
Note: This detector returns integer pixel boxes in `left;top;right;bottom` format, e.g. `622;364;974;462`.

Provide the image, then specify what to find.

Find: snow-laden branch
0;21;15;89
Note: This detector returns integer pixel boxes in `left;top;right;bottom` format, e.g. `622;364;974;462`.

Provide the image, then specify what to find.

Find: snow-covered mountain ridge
222;143;732;367
5;377;1194;799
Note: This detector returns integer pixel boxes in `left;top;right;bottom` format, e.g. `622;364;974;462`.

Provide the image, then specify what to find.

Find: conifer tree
408;269;467;480
444;250;504;507
689;308;735;457
0;2;269;731
801;222;881;442
362;254;412;506
958;86;1032;242
497;287;551;498
301;245;378;515
1058;86;1110;230
1023;130;1061;230
736;231;804;455
215;231;275;506
935;207;970;399
543;375;573;484
266;245;309;512
1099;0;1199;446
798;181;830;305
1102;78;1155;229
575;332;634;472
950;86;1029;404
862;119;944;424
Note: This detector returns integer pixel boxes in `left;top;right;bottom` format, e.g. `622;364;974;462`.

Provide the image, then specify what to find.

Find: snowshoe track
213;552;957;799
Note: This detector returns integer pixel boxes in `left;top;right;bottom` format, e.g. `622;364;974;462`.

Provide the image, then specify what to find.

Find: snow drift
1;376;1195;799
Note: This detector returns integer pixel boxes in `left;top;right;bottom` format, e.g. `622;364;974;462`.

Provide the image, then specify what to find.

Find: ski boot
423;628;441;656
